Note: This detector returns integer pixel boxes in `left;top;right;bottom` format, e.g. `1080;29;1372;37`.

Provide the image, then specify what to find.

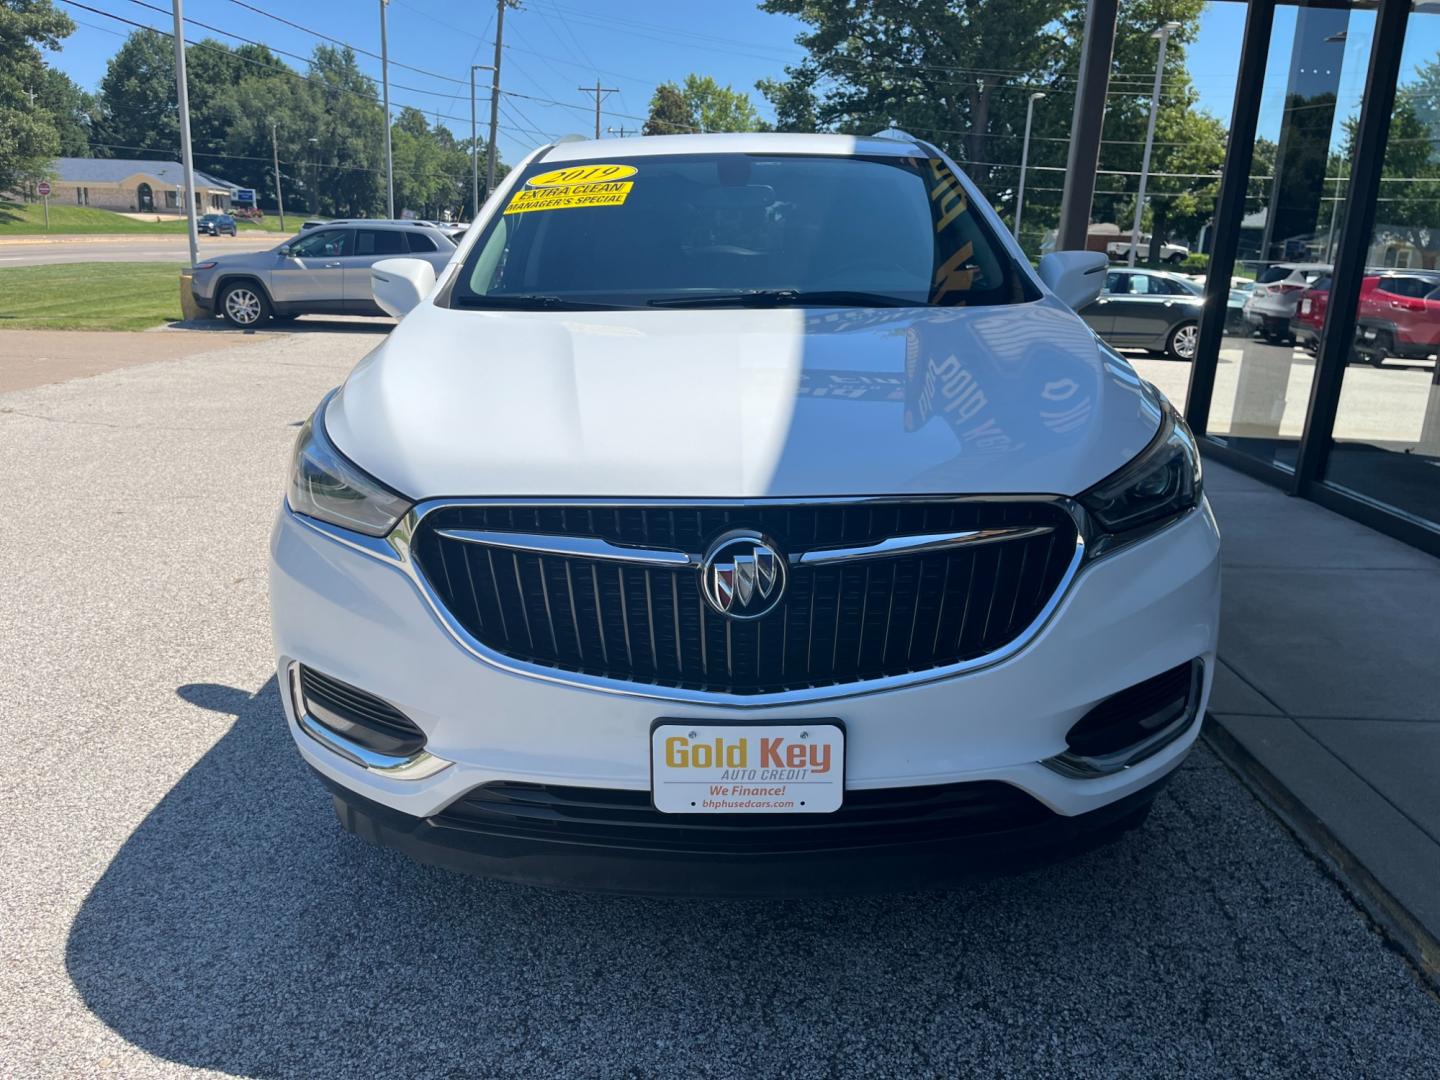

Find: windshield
451;152;1038;309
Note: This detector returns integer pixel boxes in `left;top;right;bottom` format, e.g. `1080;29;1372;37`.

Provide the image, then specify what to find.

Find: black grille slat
411;501;1076;695
434;779;1053;853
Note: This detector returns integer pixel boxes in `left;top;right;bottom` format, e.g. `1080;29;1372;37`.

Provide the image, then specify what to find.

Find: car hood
326;298;1164;500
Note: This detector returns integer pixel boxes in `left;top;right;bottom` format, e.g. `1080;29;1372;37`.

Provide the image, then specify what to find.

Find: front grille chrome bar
435;528;697;566
793;525;1054;566
433;523;1054;569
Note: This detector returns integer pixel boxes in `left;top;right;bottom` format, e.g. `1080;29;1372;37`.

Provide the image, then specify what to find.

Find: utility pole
271;122;286;232
379;0;394;218
580;79;618;140
470;63;495;219
486;0;504;195
1129;21;1179;267
171;0;200;266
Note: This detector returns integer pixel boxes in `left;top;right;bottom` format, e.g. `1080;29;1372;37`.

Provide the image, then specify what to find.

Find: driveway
1;329;1437;1078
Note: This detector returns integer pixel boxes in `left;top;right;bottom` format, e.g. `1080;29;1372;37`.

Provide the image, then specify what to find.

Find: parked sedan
189;222;455;327
1077;268;1204;360
197;213;237;236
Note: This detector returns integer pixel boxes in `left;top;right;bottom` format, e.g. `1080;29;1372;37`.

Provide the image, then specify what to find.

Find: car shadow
62;677;1398;1076
163;316;394;336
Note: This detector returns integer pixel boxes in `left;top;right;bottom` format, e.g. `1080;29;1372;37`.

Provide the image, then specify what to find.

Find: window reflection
1206;3;1375;470
1324;1;1440;527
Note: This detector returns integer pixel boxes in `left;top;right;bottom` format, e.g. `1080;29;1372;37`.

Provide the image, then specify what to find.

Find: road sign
234;188;256;205
36;181;51;197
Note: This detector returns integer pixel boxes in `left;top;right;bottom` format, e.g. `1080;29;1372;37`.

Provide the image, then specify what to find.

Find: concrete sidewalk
1204;461;1440;981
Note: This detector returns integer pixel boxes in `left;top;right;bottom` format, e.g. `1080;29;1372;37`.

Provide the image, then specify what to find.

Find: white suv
271;133;1220;895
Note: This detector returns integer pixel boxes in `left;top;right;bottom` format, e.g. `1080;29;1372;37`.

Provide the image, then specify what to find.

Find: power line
220;0;466;86
57;1;535;141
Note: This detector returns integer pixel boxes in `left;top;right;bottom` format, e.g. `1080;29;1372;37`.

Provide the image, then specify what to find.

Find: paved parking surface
2;329;1438;1078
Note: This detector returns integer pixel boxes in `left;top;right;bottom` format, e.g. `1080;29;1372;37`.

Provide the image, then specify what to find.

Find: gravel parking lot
2;327;1438;1078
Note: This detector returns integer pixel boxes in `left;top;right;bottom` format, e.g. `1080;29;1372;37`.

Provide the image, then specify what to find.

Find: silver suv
1241;262;1330;343
190;222;455;327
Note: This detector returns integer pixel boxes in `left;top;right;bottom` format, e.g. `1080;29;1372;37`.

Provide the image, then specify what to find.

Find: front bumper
270;499;1221;890
315;764;1171;896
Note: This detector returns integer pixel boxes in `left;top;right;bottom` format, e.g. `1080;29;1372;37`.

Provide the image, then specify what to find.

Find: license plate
1363;327;1377;340
650;722;844;814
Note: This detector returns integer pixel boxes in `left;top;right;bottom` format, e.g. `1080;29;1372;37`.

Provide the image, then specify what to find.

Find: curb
1204;717;1440;991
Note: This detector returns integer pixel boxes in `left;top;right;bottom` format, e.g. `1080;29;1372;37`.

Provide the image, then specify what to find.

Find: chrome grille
409;501;1078;695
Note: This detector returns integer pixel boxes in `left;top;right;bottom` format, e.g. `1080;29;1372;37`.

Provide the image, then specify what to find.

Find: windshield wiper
454;294;629;310
647;289;919;309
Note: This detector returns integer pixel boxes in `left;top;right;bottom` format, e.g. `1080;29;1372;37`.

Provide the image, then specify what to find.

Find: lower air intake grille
410;501;1078;695
433;780;1052;854
297;665;426;757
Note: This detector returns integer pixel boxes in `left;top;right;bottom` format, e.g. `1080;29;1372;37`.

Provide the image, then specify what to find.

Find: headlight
287;392;412;537
1080;402;1201;553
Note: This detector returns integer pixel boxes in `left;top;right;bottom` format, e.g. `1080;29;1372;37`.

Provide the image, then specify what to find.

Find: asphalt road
2;328;1438;1078
0;233;285;267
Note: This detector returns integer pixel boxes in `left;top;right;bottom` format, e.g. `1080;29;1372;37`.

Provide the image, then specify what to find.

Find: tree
0;0;76;192
306;45;384;215
643;83;695;136
34;66;94;157
757;0;1217;253
1338;91;1440;268
644;75;767;135
680;74;766;133
93;30;178;157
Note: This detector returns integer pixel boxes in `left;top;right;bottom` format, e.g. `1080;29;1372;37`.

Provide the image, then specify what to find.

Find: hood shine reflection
326;298;1162;500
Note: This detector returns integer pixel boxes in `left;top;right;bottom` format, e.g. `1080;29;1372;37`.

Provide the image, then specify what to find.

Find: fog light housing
1043;659;1203;778
287;662;450;779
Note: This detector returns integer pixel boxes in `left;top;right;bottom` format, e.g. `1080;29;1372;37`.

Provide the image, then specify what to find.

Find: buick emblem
699;531;787;619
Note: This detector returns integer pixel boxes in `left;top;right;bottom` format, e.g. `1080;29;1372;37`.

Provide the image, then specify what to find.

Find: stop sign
36;181;51;197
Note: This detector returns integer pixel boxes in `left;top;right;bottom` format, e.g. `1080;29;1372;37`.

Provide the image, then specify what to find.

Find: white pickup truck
1107;236;1191;264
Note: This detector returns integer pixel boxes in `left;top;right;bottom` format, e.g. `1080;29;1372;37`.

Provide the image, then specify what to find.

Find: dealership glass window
1204;2;1375;472
1321;0;1440;529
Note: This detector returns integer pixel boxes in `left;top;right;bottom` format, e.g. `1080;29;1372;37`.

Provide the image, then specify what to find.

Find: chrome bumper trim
288;663;451;780
1040;660;1204;779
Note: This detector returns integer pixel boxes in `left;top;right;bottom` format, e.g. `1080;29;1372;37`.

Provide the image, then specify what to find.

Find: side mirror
371;257;436;319
278;244;294;258
1037;250;1110;311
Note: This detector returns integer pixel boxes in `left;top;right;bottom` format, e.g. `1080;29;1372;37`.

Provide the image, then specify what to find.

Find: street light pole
379;0;394;219
170;0;199;266
1014;91;1045;246
1129;21;1179;267
308;137;319;216
271;122;286;233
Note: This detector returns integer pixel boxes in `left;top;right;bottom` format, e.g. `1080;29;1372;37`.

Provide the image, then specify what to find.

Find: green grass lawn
0;262;185;330
0;200;276;236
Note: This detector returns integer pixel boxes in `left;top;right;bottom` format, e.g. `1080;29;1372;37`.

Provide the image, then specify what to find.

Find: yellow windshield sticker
505;163;637;214
527;164;637;187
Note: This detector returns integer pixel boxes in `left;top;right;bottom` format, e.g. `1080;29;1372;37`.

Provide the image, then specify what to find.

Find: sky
40;0;812;164
36;0;1440;170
